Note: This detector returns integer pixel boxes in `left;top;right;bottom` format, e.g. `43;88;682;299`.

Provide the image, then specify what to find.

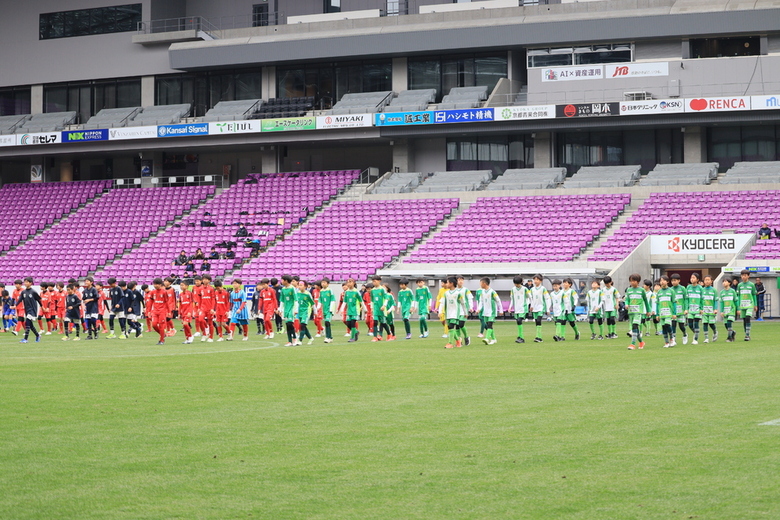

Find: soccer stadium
1;0;780;518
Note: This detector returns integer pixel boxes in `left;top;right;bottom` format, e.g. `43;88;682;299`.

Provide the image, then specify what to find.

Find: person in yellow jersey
434;278;449;338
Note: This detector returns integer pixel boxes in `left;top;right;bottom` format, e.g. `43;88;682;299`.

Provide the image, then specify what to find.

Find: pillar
392;138;410;173
533;132;553;168
141;76;155;107
392;57;408;93
31;85;44;114
60;161;73;182
683;126;706;163
262;66;276;101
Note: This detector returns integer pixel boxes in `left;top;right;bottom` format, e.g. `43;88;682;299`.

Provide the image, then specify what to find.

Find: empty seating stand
97;171;360;283
83;107;142;129
202;99;262;122
564;165;641;189
485;168;566;191
437;86;488;110
252;97;314;119
0;114;31;134
15;111;77;132
638;163;718;186
328;92;394;115
371;171;423;194
720;161;780;184
126;104;191;126
413;170;492;193
407;194;630;263
386;89;436;112
233;198;460;282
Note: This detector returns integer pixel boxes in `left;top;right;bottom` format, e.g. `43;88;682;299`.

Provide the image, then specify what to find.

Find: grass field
2;319;779;520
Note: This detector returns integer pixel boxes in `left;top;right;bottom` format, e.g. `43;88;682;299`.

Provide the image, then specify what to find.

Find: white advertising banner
541;65;604;82
108;126;159;140
0;134;16;147
208;121;263;135
750;95;780;111
684;96;751;113
620;99;684;115
606;62;669;78
17;132;61;146
316;114;373;129
494;105;556;120
650;234;753;255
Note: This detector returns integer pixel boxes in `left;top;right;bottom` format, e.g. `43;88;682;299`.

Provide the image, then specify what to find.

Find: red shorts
215;313;227;323
58;311;66;319
151;313;167;325
179;312;192;323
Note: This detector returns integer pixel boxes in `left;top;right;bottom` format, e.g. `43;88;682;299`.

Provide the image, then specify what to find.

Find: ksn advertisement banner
620;99;684;115
650;234;752;255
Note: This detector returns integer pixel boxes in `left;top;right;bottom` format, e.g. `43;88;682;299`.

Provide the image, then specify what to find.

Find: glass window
557;131;624;175
528;44;632;68
277;60;391;108
707;125;779;170
690;37;759;59
0;87;32;116
447;135;533;175
325;0;341;13
40;4;141;40
408;54;506;102
408;59;440;97
252;4;269;27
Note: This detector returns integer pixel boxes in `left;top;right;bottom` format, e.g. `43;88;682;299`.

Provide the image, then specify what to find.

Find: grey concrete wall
527;55;780;105
411;138;446;174
0;0;175;88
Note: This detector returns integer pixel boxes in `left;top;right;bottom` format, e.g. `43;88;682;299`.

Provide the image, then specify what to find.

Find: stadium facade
0;0;779;184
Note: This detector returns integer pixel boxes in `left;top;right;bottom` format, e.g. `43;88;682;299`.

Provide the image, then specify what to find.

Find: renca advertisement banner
157;123;209;138
434;108;494;124
17;132;61;146
108;126;158;140
316;114;373;129
62;129;108;142
208;121;263;135
375;111;433;126
620;99;684;115
494;105;555;121
650;234;752;255
684;97;751;113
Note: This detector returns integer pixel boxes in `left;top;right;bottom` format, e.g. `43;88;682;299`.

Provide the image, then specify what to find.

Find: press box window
40;4;142;40
689;37;760;59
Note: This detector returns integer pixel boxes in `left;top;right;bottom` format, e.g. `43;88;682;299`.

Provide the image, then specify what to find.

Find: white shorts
86;313;99;320
111;311;125;318
127;313;137;320
26;314;37;321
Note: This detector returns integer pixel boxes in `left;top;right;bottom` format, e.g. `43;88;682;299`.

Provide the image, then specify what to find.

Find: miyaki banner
650;234;753;255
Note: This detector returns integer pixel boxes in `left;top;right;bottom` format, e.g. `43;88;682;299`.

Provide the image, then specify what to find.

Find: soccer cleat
201;336;207;342
692;339;698;345
464;336;470;346
193;332;201;337
183;339;191;344
106;333;117;339
482;337;490;345
136;331;142;339
61;336;69;341
315;333;321;338
626;332;632;338
284;342;293;347
294;340;302;346
324;338;332;344
489;339;497;345
597;335;604;340
268;332;274;339
516;338;525;343
86;336;93;341
11;330;18;336
757;318;764;322
307;338;314;345
703;338;709;343
422;332;429;338
713;332;719;342
663;343;670;348
590;334;596;340
477;333;484;338
638;341;645;349
627;345;635;350
347;338;356;343
553;336;559;342
387;335;396;342
405;333;412;340
243;336;249;341
682;335;689;345
442;334;448;338
745;336;751;341
19;339;28;344
118;334;127;340
354;331;359;341
344;333;351;337
73;337;80;341
670;339;677;347
575;332;580;340
227;334;234;341
655;331;662;336
156;341;165;345
534;337;543;343
444;343;453;349
35;336;40;343
455;340;462;348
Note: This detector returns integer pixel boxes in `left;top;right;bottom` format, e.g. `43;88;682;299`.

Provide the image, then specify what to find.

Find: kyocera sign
650;234;752;255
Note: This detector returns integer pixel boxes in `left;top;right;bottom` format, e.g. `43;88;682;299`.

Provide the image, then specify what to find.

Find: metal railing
113;175;225;189
137;16;220;35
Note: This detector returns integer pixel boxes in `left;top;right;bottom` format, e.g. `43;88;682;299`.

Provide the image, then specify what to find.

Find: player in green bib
643;279;657;337
456;276;473;346
296;281;315;345
339;278;366;342
586;280;604;340
719;278;738;342
561;278;581;340
686;273;704;344
625;273;650;350
736;269;758;341
601;276;620;339
507;276;531;343
529;274;552;342
318;278;335;343
415;279;432;338
475;287;486;338
397;278;415;340
441;276;466;349
382;285;396;341
670;273;689;344
700;275;718;343
279;275;299;346
369;276;387;341
656;275;677;348
477;277;503;345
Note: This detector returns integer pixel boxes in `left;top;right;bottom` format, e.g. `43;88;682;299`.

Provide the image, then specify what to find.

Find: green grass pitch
1;319;779;519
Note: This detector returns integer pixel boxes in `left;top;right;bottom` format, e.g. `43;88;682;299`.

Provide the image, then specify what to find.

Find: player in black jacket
17;277;42;343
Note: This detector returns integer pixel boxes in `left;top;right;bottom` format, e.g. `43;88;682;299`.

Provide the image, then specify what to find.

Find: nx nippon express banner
650;234;753;255
62;129;108;143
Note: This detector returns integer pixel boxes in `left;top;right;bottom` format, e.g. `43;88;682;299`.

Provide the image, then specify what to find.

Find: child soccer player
18;277;43;343
12;280;25;336
561;278;581;341
529;274;552;343
507;276;531;344
128;281;144;338
279;275;299;346
251;281;265;336
625;273;650;350
54;282;66;334
319;278;335;343
397;278;414;340
477;277;502;345
81;277;100;340
2;290;16;333
435;279;449;339
642;279;657;337
670;273;689;344
163;278;177;337
296;280;315;345
191;275;204;337
550;280;565;341
149;278;170;345
586;280;604;340
441;277;466;349
686;273;703;344
199;275;216;342
363;283;374;336
456;276;473;346
214;280;230;341
311;282;323;337
736;269;758;341
382;284;396;341
106;279;127;339
719;278;738;342
414;278;432;338
39;283;50;334
338;278;366;343
62;284;82;341
701;275;718;343
143;284;153;333
369;276;387;341
259;278;278;339
601;276;620;339
656;275;677;348
179;280;194;344
228;279;250;341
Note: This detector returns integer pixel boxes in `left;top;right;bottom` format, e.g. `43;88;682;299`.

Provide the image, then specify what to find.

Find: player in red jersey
191;275;204;337
311;282;323;337
39;283;51;334
258;278;278;339
162;278;176;336
148;278;170;344
12;279;25;335
363;284;374;336
214;280;230;341
48;284;61;334
143;284;154;332
96;282;108;333
199;274;216;342
179;280;195;344
339;282;350;336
